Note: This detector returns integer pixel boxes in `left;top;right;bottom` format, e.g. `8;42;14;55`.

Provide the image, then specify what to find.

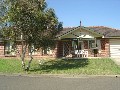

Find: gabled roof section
56;27;75;38
56;26;103;38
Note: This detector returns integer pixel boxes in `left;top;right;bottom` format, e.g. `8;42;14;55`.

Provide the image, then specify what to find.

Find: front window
28;45;38;55
89;40;96;48
42;47;53;55
4;41;16;55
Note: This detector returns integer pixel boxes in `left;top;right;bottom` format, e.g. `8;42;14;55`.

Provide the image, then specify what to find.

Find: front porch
60;38;100;58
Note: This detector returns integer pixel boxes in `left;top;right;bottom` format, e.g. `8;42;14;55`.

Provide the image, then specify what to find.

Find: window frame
89;40;96;49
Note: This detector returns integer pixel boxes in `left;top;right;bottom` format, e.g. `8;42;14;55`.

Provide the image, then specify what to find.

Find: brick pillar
105;39;110;57
0;42;4;57
100;39;109;57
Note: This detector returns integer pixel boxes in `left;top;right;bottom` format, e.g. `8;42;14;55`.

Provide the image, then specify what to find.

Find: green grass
0;58;120;75
0;58;22;73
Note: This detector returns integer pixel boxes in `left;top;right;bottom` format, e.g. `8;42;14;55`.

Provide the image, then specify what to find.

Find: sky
46;0;120;29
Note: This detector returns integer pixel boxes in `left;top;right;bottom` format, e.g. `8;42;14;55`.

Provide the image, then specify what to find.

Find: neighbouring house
0;26;120;58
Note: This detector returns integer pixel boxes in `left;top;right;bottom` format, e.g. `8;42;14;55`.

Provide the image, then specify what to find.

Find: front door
78;41;84;50
63;41;71;57
77;40;84;57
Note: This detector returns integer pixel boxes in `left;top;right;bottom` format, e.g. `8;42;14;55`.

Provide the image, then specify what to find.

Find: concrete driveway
111;58;120;65
0;75;120;90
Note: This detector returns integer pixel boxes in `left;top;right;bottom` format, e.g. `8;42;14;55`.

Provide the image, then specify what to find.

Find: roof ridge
63;27;76;28
88;26;120;30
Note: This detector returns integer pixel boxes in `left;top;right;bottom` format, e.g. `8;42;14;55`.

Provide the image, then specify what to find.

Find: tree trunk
21;45;27;70
15;42;26;70
21;33;26;70
26;51;33;71
26;45;33;71
21;56;25;69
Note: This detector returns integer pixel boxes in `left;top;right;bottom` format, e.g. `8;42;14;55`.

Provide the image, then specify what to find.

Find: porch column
94;38;98;57
63;42;64;57
77;38;79;50
95;38;97;47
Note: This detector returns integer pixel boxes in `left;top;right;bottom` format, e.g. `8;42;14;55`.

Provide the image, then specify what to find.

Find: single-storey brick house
0;26;120;58
55;26;120;58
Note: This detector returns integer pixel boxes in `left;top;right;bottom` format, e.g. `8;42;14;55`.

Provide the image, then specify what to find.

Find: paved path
111;58;120;65
0;75;120;90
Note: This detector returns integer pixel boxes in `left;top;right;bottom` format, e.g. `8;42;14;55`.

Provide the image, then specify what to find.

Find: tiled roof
88;26;120;37
56;27;75;37
56;26;120;38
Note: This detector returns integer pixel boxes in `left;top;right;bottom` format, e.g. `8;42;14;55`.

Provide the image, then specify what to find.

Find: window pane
5;42;15;55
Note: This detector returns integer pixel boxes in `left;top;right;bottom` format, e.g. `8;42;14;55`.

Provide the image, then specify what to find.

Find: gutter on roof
103;37;120;39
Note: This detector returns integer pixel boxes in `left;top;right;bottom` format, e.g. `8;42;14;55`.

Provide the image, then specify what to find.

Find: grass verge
0;58;120;75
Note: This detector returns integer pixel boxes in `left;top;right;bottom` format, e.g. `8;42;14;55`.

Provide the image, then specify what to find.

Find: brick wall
56;41;63;57
0;41;58;58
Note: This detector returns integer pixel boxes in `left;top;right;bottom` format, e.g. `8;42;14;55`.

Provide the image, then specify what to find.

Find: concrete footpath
111;58;120;65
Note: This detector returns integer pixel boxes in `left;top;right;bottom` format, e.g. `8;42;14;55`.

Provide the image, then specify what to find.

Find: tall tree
2;0;60;70
0;0;7;29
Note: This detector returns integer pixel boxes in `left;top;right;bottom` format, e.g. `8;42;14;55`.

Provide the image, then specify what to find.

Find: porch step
62;57;103;60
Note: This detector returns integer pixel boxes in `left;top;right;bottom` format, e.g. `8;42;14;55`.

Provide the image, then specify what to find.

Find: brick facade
0;39;110;58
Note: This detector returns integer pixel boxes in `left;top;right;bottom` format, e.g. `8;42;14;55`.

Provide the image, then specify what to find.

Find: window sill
5;55;16;57
90;47;98;49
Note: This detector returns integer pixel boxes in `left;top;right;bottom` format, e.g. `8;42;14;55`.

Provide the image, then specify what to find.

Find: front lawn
0;58;120;75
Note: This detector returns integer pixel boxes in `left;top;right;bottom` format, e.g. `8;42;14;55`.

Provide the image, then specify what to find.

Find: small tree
2;0;61;70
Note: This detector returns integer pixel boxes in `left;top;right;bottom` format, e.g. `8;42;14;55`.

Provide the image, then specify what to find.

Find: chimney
80;21;82;26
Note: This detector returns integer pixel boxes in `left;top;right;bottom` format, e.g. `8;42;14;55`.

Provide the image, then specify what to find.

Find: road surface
0;75;120;90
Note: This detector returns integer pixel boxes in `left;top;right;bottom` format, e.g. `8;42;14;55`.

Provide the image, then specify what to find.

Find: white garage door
110;39;120;57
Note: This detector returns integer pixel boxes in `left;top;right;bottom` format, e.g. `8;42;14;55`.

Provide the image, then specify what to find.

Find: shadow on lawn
30;58;89;73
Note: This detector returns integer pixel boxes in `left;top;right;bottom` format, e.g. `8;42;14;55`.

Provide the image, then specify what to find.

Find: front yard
0;58;120;75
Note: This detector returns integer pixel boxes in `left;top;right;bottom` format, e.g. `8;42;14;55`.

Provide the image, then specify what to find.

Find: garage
110;39;120;57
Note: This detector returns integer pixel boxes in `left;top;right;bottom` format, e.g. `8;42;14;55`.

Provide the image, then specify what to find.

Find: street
0;75;120;90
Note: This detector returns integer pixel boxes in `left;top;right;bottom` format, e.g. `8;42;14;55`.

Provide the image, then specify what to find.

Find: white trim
103;37;120;38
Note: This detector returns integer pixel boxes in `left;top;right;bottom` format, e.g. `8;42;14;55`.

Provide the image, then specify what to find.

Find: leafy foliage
3;0;60;45
1;0;63;70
